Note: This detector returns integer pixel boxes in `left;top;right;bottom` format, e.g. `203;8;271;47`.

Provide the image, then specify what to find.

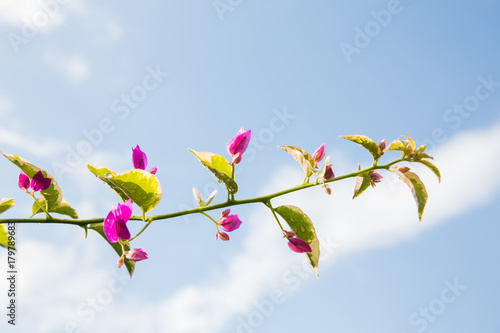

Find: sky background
1;1;500;332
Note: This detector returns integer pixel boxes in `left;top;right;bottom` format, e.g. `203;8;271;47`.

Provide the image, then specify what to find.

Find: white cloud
156;120;500;332
44;49;91;83
3;121;500;333
0;127;67;158
0;0;77;31
0;96;12;116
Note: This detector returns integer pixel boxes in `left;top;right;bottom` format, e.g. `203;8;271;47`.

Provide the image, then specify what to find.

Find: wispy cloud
44;49;91;83
157;120;500;332
3;121;499;333
0;127;67;158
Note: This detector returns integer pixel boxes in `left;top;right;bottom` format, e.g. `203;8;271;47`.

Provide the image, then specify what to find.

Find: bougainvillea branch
0;130;440;277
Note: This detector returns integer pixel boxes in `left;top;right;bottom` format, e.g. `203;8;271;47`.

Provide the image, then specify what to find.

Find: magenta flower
226;127;251;164
283;229;312;253
288;237;312;253
132;145;148;170
219;214;242;232
103;199;133;243
125;248;149;261
18;171;51;192
312;144;325;163
132;145;157;174
18;172;30;190
369;170;383;187
31;171;52;191
323;164;335;181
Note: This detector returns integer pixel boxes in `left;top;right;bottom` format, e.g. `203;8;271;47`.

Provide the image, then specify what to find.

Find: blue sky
1;1;500;332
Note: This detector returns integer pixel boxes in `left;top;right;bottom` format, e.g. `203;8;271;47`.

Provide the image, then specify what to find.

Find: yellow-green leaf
2;153;63;207
0;198;15;215
0;224;12;250
274;205;320;277
105;169;162;214
392;167;428;221
32;198;78;219
278;145;315;179
416;160;441;183
341;135;382;161
189;149;238;194
87;165;130;202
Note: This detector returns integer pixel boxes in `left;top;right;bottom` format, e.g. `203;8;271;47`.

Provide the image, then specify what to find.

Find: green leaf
89;223;135;277
416;160;441;183
385;139;405;151
352;164;371;199
274;205;320;277
391;167;428;221
0;224;12;250
2;152;63;207
414;144;427;155
0;199;16;250
341;135;382;161
189;149;238;194
278;145;315;179
105;169;163;214
402;136;416;150
0;198;15;215
32;198;78;219
87;165;130;202
385;138;414;157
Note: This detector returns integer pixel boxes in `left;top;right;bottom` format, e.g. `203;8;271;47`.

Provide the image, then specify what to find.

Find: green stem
264;200;285;233
230;163;235;201
200;211;218;224
28;191;51;219
3;158;404;226
124;210;150;243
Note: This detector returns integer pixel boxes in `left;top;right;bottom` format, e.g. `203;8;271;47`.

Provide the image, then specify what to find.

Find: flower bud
232;152;242;165
323;185;332;195
117;256;124;268
283;230;296;238
378;139;386;152
221;209;231;218
398;166;411;173
312;144;325;163
226;127;251;164
132;145;148;170
217;231;230;241
148;167;157;175
125;248;149;261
